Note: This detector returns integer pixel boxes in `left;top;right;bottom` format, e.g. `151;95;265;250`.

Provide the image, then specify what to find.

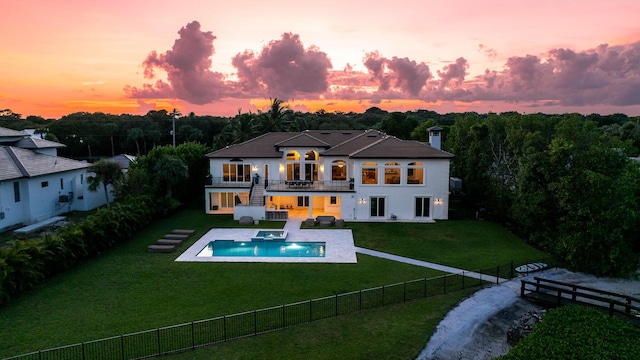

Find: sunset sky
2;0;640;119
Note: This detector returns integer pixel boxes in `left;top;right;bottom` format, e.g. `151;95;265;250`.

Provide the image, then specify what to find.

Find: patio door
370;196;385;217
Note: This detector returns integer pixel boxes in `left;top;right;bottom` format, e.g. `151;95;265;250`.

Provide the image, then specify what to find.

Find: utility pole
170;108;180;147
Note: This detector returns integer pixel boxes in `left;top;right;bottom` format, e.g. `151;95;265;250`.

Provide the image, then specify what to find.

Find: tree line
2;104;640;276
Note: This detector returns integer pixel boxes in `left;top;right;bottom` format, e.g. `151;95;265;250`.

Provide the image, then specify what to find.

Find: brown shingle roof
320;129;386;156
0;146;88;181
274;132;331;148
350;136;454;159
206;133;294;158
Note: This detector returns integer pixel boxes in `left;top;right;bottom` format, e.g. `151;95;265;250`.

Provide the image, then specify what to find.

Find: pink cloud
231;32;333;99
124;21;227;104
363;52;431;96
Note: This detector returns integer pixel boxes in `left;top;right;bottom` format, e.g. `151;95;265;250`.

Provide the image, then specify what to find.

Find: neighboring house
108;154;137;173
204;128;453;222
0;126;110;232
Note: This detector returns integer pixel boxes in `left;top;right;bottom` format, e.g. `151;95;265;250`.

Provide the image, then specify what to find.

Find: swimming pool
197;240;325;258
252;230;288;241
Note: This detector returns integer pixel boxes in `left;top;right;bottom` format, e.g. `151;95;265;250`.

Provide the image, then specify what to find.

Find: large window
406;162;424;185
384;162;401;184
223;163;251;182
13;181;20;202
331;160;347;180
361;162;378;185
415;197;430;217
219;193;235;208
370;196;385;217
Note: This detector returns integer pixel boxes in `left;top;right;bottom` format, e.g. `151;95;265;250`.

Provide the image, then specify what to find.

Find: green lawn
0;208;547;359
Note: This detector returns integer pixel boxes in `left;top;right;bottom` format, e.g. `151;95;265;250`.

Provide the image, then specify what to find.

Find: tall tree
256;98;291;133
153;156;188;198
87;160;124;208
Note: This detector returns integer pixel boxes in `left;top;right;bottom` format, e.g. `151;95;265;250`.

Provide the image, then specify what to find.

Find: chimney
428;126;443;150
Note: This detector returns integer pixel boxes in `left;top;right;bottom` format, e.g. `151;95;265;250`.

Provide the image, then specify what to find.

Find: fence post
121;335;125;360
223;316;227;342
403;281;406;302
496;265;500;284
423;278;427;298
335;294;338;317
254;310;257;336
157;328;161;356
443;275;447;294
82;342;85;360
382;285;385;306
309;300;312;323
359;290;362;311
191;321;195;349
282;305;285;328
510;261;513;279
462;271;465;290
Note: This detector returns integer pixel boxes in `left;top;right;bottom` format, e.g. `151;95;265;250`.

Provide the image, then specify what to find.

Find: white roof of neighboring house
0;146;88;181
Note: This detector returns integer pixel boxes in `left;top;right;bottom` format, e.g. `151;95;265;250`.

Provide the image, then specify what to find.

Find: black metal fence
4;260;551;360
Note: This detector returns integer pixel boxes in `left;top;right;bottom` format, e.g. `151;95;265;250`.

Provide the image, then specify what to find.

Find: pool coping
175;227;358;263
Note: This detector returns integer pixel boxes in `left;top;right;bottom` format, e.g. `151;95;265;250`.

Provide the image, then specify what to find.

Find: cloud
363;52;431;96
125;21;640;111
437;57;469;89
231;32;333;100
124;21;227;104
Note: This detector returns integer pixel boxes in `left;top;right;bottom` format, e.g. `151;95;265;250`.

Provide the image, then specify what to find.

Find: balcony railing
266;179;353;192
205;177;252;188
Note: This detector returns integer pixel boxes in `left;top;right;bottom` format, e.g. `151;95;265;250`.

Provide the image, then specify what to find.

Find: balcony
266;179;353;192
205;177;252;188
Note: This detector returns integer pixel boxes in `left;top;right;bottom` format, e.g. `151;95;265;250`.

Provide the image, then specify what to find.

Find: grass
0;206;547;359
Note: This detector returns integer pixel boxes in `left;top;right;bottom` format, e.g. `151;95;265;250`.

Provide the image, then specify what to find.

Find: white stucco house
204;128;453;222
0;127;110;232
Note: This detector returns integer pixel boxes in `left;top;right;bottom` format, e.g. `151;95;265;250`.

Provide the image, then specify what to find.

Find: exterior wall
206;154;450;223
350;158;450;221
0;169;111;232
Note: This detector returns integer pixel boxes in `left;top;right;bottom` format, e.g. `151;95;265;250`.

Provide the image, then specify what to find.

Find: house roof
350;136;454;159
108;154;137;169
0;146;88;181
13;137;66;149
0;127;27;138
274;132;331;148
320;129;386;156
206;132;295;158
205;129;453;160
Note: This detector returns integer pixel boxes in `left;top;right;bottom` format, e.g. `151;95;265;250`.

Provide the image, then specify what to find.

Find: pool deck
175;219;357;263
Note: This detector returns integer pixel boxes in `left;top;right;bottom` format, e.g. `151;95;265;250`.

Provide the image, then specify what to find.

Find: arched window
286;151;300;161
384;162;401;184
407;162;424;185
304;151;318;181
331;160;347;181
286;151;300;180
304;151;317;160
361;162;378;185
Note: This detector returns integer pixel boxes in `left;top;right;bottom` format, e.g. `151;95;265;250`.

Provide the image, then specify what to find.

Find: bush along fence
2;259;556;360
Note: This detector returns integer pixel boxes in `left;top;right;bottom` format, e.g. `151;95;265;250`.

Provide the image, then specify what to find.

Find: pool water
197;240;325;258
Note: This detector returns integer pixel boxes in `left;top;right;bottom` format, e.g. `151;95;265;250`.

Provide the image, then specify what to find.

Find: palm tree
256;98;291;133
87;160;124;208
153;156;188;197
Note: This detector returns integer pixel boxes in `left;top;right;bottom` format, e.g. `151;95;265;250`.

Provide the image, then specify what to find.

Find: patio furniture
335;219;345;227
305;218;316;227
148;244;176;253
316;215;336;227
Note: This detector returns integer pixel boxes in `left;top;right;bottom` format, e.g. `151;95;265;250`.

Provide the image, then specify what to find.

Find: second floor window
407;162;424;185
361;162;378;185
223;163;251;182
384;162;401;185
331;160;347;181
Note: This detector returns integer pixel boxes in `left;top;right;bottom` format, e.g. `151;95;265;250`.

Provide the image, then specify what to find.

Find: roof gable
274;132;330;148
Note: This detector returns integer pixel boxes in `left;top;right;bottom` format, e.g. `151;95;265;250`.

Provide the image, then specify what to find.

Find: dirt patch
416;268;640;360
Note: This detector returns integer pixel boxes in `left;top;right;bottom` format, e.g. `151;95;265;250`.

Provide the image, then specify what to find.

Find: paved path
355;247;507;283
283;216;508;282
